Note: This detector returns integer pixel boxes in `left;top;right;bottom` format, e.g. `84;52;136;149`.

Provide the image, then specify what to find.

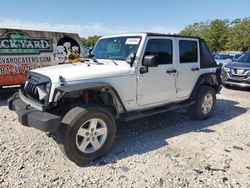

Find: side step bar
121;100;195;122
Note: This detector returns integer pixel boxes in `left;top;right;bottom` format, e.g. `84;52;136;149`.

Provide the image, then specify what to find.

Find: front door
137;37;177;106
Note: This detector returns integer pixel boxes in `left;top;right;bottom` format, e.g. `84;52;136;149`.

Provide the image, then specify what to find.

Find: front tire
56;106;116;165
189;86;216;120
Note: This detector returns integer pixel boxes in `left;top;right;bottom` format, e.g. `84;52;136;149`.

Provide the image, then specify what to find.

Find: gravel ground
0;87;250;187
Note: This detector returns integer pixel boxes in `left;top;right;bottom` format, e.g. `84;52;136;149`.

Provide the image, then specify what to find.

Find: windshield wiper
84;54;103;65
92;56;101;64
108;58;118;65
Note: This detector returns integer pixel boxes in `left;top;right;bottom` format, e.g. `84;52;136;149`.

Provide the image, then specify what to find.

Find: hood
226;61;250;69
31;61;132;83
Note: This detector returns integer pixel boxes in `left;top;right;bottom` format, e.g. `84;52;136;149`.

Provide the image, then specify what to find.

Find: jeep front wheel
56;106;116;165
189;86;216;120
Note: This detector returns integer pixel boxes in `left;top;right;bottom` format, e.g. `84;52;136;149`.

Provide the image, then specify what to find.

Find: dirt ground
0;87;250;187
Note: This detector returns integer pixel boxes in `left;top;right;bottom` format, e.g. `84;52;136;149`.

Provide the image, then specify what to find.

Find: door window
179;40;198;63
144;39;173;65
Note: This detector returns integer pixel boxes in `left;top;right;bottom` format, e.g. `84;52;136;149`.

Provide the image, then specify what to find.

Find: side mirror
140;55;159;74
143;55;159;67
126;52;136;66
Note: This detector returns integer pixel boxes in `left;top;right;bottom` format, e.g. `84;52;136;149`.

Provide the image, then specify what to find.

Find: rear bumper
8;92;61;132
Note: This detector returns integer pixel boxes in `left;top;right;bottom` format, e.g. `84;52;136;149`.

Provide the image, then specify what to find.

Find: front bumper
221;71;250;88
8;92;61;132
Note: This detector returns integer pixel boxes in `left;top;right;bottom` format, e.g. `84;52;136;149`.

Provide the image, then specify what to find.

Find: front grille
23;73;51;104
231;68;250;77
25;82;40;102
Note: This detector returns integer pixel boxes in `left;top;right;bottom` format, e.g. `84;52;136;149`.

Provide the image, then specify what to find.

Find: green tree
81;35;102;47
206;19;229;52
180;17;250;52
180;21;208;37
226;17;250;51
180;19;230;52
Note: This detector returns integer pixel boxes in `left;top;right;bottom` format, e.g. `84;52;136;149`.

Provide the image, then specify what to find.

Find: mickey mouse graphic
55;45;68;64
55;37;82;64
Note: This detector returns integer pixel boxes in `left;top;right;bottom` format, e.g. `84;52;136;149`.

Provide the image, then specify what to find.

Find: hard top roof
101;32;202;40
144;32;202;39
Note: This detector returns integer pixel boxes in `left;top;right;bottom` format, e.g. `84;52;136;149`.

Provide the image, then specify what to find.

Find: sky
0;0;249;37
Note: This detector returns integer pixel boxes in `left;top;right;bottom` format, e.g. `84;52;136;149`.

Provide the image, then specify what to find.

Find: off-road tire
55;106;116;166
189;86;216;120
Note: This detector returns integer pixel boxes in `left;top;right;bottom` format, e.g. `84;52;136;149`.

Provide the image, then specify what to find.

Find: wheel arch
189;73;221;101
53;82;126;116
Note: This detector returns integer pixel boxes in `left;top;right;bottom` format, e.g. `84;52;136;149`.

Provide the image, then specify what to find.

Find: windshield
237;52;250;63
92;36;141;60
215;54;233;60
234;54;242;59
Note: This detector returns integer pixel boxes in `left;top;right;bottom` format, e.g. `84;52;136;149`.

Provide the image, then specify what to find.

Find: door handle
191;67;200;71
166;69;177;74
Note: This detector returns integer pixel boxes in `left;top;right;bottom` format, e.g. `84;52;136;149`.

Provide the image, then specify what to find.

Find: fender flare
189;73;222;101
53;82;126;112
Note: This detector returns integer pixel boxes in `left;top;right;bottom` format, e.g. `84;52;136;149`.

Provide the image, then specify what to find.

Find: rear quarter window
200;40;218;68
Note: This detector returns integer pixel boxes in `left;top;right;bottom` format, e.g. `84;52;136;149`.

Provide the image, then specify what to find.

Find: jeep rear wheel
189;86;216;120
56;106;116;165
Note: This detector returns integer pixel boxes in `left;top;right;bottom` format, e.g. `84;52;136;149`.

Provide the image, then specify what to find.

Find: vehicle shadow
0;87;19;106
90;99;247;166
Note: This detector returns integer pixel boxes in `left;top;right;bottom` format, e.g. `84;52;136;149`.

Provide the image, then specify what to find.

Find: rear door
176;38;200;98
